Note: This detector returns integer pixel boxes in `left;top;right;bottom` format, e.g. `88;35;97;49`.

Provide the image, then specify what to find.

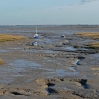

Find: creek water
73;59;80;65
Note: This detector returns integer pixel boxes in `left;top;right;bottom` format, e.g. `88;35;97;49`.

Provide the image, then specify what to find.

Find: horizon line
0;24;99;26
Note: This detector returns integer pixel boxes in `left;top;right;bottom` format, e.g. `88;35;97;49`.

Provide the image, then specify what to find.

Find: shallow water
10;48;23;50
10;59;41;68
0;49;8;52
43;69;79;77
22;49;57;54
55;69;79;76
73;59;80;65
63;46;76;51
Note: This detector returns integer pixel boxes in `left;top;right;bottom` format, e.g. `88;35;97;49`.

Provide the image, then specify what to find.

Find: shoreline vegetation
75;32;99;39
0;34;25;42
0;58;4;64
87;42;99;49
0;34;25;65
75;32;99;49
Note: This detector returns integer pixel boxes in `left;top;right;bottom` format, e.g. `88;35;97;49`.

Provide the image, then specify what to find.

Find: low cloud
81;0;98;4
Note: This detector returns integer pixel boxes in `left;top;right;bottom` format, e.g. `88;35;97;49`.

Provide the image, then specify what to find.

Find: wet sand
0;25;99;99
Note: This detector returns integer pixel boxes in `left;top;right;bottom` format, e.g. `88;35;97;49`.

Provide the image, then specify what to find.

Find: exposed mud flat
0;25;99;99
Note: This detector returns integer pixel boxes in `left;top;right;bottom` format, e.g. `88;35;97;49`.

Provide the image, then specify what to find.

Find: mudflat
0;25;99;99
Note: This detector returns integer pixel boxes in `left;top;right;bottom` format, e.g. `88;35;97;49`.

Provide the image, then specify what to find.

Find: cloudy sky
0;0;99;25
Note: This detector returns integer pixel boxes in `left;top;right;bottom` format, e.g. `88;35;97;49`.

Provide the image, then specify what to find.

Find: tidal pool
43;69;79;77
64;46;76;51
10;59;41;68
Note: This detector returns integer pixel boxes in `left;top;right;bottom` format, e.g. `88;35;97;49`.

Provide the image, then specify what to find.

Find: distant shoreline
0;25;99;28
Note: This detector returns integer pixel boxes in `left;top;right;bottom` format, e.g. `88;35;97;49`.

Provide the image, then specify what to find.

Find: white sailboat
34;26;38;38
32;26;38;46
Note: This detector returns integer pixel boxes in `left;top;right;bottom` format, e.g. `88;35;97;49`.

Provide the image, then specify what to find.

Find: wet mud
0;26;99;99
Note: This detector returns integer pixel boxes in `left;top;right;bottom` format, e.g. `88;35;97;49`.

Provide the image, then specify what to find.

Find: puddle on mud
10;59;41;68
55;69;79;76
43;69;79;77
64;46;76;51
10;47;23;50
0;49;8;52
41;57;79;77
64;87;71;90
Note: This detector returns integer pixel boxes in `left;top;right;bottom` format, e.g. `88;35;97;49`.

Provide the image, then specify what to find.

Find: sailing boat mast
36;26;37;34
34;26;38;38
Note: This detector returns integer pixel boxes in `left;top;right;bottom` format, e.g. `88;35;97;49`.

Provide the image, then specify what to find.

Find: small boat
61;35;65;38
34;26;38;38
32;41;38;46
